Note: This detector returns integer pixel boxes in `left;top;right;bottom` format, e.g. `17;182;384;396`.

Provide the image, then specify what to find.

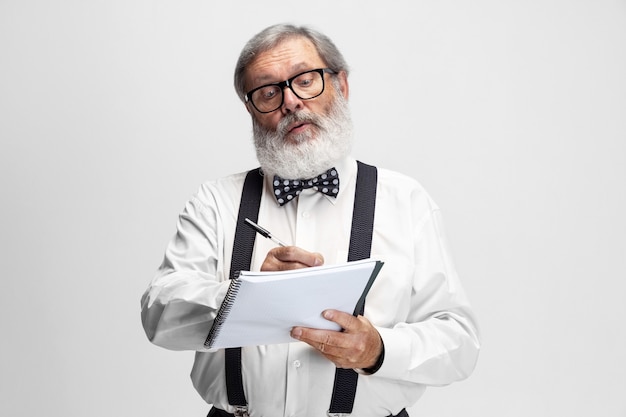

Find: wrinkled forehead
244;37;326;89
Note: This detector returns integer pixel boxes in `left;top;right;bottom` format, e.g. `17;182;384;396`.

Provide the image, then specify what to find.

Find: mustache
275;111;321;137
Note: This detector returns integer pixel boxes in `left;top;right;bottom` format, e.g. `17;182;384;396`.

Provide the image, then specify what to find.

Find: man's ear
337;71;349;100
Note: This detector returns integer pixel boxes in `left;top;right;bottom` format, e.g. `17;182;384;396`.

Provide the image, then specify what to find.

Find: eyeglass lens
250;70;325;113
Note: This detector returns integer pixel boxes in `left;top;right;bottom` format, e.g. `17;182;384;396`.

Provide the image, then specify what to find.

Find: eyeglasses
244;68;336;113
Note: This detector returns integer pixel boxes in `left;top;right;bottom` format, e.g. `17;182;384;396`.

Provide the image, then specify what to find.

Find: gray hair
234;23;350;101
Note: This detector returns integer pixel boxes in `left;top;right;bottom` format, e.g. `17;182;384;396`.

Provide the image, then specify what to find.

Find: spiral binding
204;274;243;348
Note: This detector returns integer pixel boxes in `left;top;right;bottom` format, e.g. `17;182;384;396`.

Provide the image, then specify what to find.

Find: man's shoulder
204;169;255;186
194;168;259;203
374;165;425;191
371;165;439;209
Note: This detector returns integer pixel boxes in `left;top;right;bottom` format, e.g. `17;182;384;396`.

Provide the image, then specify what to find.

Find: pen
244;218;287;247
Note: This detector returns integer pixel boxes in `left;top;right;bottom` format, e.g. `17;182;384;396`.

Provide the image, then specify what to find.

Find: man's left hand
290;309;382;370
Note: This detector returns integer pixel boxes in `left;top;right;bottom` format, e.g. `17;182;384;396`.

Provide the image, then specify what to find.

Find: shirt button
302;212;310;219
293;360;301;368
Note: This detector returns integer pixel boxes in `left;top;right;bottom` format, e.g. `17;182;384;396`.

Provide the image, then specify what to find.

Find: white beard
252;93;353;179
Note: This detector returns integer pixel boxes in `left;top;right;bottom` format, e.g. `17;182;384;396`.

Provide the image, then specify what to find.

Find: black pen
244;218;287;247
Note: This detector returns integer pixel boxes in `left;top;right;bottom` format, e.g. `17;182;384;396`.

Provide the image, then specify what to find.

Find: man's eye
257;87;279;100
296;78;313;87
262;90;276;99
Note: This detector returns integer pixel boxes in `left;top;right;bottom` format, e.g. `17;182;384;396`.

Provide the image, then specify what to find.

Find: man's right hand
260;246;324;271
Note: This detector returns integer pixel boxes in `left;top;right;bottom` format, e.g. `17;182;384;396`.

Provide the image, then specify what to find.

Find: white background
1;1;625;416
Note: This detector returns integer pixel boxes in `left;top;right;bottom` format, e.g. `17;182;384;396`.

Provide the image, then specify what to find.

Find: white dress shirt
141;156;480;417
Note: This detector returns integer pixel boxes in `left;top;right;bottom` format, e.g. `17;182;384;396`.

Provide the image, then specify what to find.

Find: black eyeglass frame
244;68;337;114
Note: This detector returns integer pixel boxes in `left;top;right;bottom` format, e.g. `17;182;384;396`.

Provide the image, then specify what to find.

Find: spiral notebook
204;258;384;349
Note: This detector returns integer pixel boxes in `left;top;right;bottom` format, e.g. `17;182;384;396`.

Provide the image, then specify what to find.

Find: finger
290;311;364;350
292;327;352;350
261;247;324;271
291;326;381;369
294;330;361;367
291;326;330;345
273;246;323;266
321;309;361;331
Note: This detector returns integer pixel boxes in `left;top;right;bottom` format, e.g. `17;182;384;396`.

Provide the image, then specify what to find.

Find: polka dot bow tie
272;168;340;206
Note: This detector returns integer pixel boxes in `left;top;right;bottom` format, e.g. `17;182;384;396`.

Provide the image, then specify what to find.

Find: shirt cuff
369;326;412;378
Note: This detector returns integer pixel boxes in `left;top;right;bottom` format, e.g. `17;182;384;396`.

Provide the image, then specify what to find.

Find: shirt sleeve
140;194;230;352
373;204;481;386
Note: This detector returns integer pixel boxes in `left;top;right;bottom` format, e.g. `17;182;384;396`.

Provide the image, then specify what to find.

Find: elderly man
141;23;480;417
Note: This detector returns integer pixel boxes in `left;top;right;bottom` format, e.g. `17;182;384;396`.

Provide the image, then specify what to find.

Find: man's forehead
250;62;312;82
245;37;325;85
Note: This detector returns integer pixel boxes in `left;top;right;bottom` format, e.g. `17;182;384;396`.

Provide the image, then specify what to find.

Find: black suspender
225;161;377;416
328;160;377;415
224;167;263;410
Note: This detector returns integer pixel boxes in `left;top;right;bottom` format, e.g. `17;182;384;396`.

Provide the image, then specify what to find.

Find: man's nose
280;86;303;114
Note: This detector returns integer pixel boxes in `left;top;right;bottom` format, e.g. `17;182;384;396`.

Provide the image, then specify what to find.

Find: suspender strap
224;168;263;408
225;162;378;414
347;161;377;263
328;160;378;415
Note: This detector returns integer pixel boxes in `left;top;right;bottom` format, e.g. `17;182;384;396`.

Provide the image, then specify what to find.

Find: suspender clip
327;412;351;417
234;406;249;417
